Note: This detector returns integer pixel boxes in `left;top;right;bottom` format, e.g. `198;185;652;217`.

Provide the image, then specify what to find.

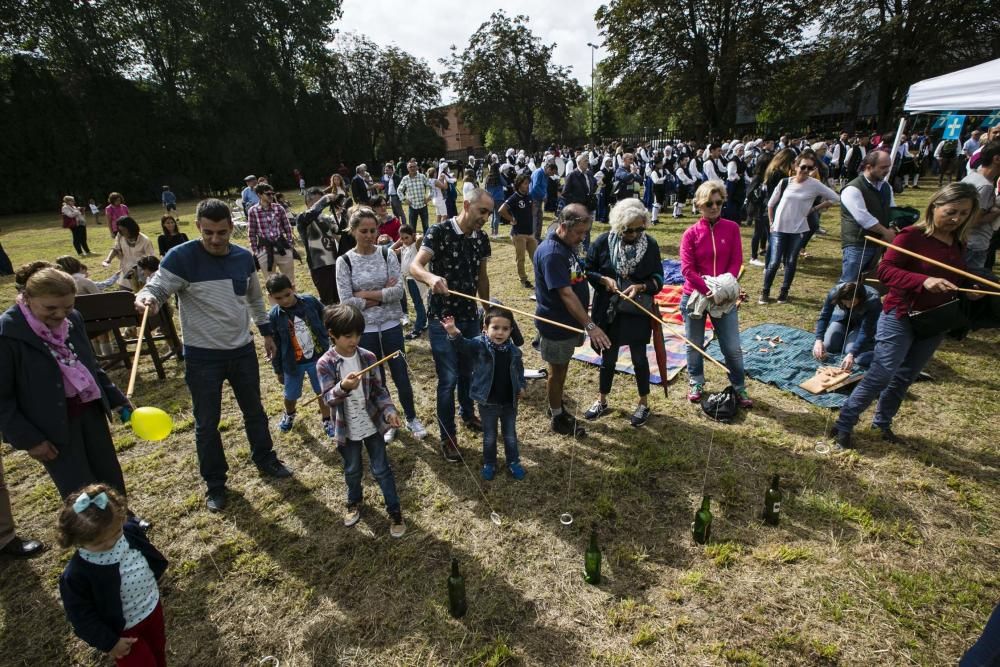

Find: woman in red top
831;183;983;449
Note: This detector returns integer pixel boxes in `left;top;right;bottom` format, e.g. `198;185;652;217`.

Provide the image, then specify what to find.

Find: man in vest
830;132;850;186
839;150;897;283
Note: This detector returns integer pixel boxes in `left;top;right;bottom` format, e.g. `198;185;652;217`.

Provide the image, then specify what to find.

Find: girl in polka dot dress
58;483;168;666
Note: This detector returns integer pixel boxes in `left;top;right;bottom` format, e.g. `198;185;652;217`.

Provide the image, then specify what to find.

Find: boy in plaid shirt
316;303;406;537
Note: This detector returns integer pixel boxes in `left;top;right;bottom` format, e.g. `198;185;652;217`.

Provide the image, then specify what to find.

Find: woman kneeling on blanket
831;183;983;450
583;198;664;427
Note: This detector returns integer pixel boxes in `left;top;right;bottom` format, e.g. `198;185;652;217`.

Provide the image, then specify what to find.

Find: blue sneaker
278;412;295;433
322;419;335;438
508;462;526;480
481;464;496;481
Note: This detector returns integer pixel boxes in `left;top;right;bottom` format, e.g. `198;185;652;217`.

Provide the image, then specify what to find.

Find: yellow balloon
130;407;173;441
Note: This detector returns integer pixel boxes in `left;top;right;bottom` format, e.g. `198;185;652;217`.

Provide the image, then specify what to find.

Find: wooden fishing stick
300;351;401;407
616;291;731;374
864;278;1000;297
447;289;586;335
126;306;150;398
866;236;1000;292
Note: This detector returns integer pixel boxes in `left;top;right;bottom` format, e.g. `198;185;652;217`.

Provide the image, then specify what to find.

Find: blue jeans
840;243;880;283
408;205;430;233
681;293;746;391
338;433;400;514
824;322;874;368
479;402;520;466
835;310;944;433
184;347;277;491
962;601;1000;666
359;325;416;421
282;359;321;401
762;232;805;298
428;318;477;439
596;192;609;223
406;278;427;334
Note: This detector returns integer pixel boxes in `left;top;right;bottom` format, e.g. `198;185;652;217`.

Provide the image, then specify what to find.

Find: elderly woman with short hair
583;198;664;427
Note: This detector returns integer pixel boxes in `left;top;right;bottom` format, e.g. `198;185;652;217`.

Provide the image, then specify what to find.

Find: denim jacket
315;346;398;446
814;285;881;355
267;294;330;376
450;333;525;404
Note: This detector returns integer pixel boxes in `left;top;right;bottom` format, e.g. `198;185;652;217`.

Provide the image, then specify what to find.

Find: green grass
0;185;998;665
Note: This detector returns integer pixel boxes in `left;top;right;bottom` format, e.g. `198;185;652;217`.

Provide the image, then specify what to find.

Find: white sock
673;202;683;217
652;204;661;222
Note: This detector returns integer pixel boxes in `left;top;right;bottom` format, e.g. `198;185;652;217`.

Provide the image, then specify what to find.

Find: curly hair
608;198;650;234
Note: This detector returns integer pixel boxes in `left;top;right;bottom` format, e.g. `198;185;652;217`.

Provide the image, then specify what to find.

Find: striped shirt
397;174;434;209
136;240;272;360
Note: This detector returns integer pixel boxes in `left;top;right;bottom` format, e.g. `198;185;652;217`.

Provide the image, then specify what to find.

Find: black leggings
751;213;769;260
70;226;91;255
599;341;650;396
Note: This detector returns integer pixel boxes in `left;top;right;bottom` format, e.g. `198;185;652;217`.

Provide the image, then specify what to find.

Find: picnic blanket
662;259;684;286
572;283;713;384
705;323;864;408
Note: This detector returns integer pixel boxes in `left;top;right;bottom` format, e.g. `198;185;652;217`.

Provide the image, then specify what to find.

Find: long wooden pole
300;351;401;407
126;306;150;398
866;236;1000;291
447;289;586;335
616;291;731;375
864;278;1000;297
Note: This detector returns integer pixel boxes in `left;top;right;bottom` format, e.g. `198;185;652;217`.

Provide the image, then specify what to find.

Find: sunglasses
798;165;815;172
703;200;723;208
622;227;645;235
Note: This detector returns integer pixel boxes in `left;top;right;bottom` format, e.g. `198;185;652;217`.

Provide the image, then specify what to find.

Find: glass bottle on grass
448;558;467;618
692;495;712;545
763;475;782;526
584;525;602;585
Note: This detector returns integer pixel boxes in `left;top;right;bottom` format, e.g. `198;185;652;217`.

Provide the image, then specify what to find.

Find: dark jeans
478;402;520;466
310;264;339;305
427;318;476;440
751;210;769;260
800;211;820;249
962;601;1000;666
70;225;91;255
184;348;277;492
834;310;944;434
600;342;650;396
389;194;404;220
406;278;427;333
0;242;11;276
408;205;430;233
840;243;881;283
338;432;400;514
762;231;805;298
43;401;126;499
532;199;545;240
359;325;416;421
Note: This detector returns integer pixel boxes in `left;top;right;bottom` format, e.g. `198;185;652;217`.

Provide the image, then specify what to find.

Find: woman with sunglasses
759;152;840;304
680;182;751;407
583;198;664;427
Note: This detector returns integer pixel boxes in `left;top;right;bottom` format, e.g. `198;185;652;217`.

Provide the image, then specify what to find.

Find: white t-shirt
291;316;316;360
962;170;997;250
340;352;376;441
768;178;840;234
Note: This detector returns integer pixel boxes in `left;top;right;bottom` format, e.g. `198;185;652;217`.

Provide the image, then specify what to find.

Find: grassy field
0;187;997;666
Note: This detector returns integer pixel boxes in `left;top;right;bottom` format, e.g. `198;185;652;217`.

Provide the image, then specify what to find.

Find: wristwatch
585;322;597;332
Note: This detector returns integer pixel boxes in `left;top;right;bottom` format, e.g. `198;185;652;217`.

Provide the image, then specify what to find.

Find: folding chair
75;292;166;380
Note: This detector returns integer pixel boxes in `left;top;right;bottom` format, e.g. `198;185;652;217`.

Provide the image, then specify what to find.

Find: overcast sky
335;0;609;103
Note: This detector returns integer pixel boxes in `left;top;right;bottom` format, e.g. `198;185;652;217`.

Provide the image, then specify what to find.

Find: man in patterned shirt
397;159;434;233
247;183;295;283
409;188;494;461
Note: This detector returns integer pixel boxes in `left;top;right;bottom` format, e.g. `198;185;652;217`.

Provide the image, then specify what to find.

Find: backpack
701;386;739;423
340;244;390;273
940;140;957;159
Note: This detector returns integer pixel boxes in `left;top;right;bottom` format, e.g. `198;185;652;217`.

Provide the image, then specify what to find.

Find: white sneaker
383;428;397;444
407;418;427;440
749;258;765;267
401;315;410;326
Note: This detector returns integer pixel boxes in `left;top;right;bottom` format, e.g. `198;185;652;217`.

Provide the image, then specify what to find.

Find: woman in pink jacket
679;181;751;407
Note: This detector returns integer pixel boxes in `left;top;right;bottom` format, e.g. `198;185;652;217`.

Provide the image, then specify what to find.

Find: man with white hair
351;164;371;206
562;153;597;212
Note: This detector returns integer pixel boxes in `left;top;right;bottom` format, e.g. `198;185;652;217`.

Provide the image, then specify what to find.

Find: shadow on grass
0;559;72;665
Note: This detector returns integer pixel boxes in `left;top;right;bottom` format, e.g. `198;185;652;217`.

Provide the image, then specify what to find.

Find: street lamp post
587;42;598;140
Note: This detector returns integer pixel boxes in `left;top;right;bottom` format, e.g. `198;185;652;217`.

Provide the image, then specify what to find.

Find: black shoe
630;405;651;428
832;429;853;451
463;415;483;433
404;330;424;341
206;488;228;513
0;536;46;559
531;336;540;351
583;400;609;420
440;435;461;463
872;426;906;445
521;279;533;289
551;412;585;437
257;458;293;479
136;517;153;532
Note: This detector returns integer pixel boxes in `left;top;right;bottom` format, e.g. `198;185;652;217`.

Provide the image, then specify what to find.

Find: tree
442;12;583;149
595;0;816;136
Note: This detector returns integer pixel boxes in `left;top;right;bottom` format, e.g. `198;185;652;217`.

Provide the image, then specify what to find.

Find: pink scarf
17;298;101;403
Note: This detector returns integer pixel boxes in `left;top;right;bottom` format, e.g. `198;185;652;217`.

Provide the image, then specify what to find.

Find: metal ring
259;658;280;667
490;512;502;526
559;513;574;525
814;441;831;455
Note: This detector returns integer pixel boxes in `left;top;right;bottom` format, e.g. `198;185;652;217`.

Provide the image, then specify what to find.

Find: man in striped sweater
135;199;292;513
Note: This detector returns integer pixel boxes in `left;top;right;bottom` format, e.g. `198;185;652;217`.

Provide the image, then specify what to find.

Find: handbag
615;278;655;316
908;299;968;339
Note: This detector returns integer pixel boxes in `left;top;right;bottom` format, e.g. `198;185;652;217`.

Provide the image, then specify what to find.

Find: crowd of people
0;124;998;665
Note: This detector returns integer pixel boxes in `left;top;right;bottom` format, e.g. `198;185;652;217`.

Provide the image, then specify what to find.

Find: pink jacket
680;217;743;296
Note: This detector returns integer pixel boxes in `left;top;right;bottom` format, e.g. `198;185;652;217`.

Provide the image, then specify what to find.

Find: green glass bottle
692;495;712;544
447;557;467;618
584;525;602;585
763;474;782;526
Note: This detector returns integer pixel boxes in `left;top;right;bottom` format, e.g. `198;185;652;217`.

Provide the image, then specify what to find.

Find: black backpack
940;140;957;159
701;386;739;423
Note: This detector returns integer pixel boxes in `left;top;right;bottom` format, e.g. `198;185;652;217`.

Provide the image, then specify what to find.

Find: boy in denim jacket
443;305;527;481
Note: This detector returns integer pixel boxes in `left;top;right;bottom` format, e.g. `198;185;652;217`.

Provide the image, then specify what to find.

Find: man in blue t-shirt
534;203;611;437
530;161;558;241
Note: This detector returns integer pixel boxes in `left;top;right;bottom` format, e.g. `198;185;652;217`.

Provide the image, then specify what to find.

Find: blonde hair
57;483;128;548
693;181;727;209
15;263;76;297
608;198;650;234
62;195;75;205
914;182;980;243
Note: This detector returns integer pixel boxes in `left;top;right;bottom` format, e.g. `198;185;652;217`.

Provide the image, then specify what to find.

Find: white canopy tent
904;58;1000;113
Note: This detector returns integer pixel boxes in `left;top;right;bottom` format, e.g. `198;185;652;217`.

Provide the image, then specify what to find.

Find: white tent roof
904;58;1000;112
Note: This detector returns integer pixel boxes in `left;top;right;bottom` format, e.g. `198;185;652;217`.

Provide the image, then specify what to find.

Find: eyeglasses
703;200;723;208
798;165;815;172
622;227;645;235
